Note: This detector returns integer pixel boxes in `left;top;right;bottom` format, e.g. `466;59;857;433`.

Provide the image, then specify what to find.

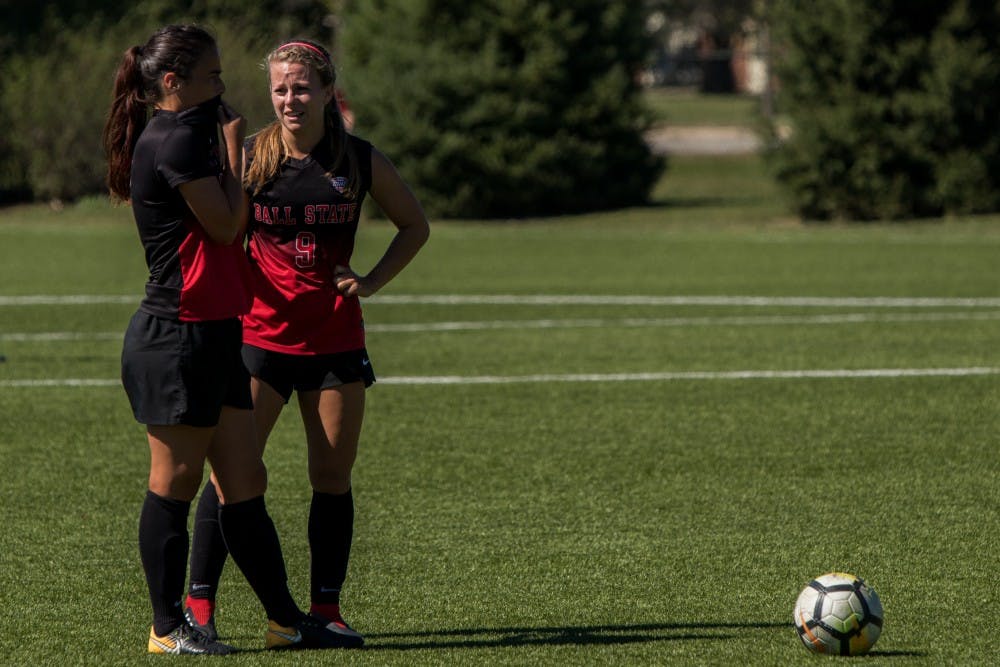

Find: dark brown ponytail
103;46;147;202
102;25;217;203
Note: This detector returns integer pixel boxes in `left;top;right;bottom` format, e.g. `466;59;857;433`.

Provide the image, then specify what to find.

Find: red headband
277;41;330;64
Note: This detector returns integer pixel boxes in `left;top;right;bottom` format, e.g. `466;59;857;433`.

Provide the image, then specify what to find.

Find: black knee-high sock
218;495;300;626
309;489;354;605
139;490;191;636
188;481;229;600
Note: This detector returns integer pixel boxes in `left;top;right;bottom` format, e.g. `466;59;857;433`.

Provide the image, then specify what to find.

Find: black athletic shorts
121;311;252;427
242;344;376;403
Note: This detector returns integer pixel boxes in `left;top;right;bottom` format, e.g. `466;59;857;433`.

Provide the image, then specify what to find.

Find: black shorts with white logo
242;344;376;403
121;311;253;427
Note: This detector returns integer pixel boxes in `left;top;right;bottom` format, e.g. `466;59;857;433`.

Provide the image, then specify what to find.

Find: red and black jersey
242;134;373;354
129;102;253;322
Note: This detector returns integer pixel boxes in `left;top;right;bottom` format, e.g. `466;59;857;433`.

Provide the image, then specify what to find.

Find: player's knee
160;461;205;500
256;461;269;494
310;465;351;494
213;458;268;503
236;459;268;498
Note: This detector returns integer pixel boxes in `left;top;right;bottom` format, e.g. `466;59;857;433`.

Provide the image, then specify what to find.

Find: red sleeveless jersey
242;135;373;354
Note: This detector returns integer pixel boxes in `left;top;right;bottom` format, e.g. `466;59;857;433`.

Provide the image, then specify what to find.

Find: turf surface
1;160;998;665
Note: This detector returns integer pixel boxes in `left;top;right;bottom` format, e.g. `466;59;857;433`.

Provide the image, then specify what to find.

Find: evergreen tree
339;0;664;218
767;0;1000;221
0;0;330;203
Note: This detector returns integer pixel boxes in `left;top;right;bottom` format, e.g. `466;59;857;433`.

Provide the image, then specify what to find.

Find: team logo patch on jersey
330;176;349;193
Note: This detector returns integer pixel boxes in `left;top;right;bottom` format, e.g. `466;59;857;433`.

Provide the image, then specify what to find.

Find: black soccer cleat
309;606;364;646
148;622;235;655
265;612;364;650
184;604;219;642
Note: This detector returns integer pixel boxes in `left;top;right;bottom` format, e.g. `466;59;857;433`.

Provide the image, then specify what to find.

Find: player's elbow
203;215;244;245
413;218;430;247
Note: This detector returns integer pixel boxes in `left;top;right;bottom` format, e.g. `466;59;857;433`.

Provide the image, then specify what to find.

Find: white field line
379;367;1000;385
0;379;122;387
0;295;136;305
0;332;121;341
366;310;1000;333
3;294;1000;308
368;295;1000;308
4;310;1000;341
2;367;998;389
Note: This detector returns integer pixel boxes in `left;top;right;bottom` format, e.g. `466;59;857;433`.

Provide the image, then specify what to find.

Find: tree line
1;0;998;221
0;0;661;218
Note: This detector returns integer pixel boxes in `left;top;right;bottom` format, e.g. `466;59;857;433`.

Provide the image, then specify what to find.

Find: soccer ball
793;572;883;656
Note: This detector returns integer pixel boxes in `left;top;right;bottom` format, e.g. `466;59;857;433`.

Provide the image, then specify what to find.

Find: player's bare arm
178;102;248;245
334;148;429;297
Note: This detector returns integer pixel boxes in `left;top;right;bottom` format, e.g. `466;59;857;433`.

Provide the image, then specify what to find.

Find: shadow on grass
866;649;928;658
650;196;744;209
364;621;788;651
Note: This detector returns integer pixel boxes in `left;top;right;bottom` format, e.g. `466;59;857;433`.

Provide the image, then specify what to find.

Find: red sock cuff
309;602;341;621
184;595;216;625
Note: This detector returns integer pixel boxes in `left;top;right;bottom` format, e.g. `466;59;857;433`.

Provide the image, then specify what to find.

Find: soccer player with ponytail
183;38;429;646
104;24;360;654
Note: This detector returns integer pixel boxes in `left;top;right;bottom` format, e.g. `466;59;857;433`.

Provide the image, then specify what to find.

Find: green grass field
643;88;761;127
1;156;998;665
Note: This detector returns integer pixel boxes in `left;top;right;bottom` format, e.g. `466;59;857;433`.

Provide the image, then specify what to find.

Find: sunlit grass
1;145;998;665
643;88;762;126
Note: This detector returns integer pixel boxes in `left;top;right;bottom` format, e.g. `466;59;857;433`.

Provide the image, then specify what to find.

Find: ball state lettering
305;203;357;224
254;204;295;225
253;202;358;226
